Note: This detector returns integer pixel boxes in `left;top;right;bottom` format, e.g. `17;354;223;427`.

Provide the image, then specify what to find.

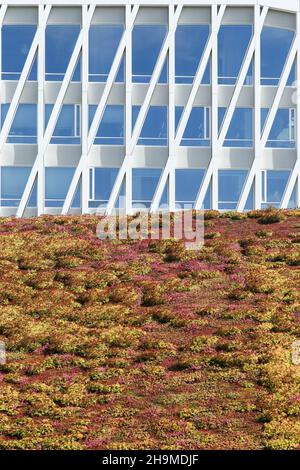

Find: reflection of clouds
89;26;123;72
21;45;29;55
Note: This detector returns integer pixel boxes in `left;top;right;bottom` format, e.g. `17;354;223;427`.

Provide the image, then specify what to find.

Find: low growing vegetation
0;208;300;449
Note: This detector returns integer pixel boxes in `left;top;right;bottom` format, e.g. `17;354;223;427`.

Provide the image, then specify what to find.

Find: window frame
132;23;168;84
176;106;211;147
260;25;295;86
45;24;81;82
175;23;211;85
45;104;81;145
1;103;37;144
88;23;124;83
1;24;37;81
132;168;165;209
217;23;253;86
261;169;290;208
44;166;80;208
218;169;248;210
262;107;296;148
133;105;168;146
219;107;253;148
0;166;37;207
89;104;125;146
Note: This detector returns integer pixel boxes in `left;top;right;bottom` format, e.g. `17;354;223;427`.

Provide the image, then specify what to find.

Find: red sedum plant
0;209;300;449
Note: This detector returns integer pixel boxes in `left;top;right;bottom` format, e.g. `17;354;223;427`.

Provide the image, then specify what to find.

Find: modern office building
0;1;299;216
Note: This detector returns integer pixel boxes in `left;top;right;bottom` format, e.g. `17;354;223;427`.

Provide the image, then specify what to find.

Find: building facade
0;0;299;216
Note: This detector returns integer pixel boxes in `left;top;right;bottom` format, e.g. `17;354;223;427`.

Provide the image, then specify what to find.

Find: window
288;184;297;209
89;25;124;82
132;168;167;208
45;105;80;144
88;167;123;209
175;169;210;209
262;108;295;148
45;167;80;207
218;25;253;85
261;26;295;85
261;170;290;208
46;25;81;81
1;104;37;144
89;105;124;145
132;106;167;146
2;25;37;80
219;108;253;147
0;167;36;207
218;169;248;210
132;25;167;83
176;107;210;146
175;24;210;84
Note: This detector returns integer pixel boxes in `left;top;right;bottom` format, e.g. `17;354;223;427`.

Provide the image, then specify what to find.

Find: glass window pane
218;169;247;210
2;25;37;80
132;168;162;208
263;170;290;208
262;108;295;148
46;25;81;81
132;25;167;83
132;106;167;146
218;25;252;84
0;167;36;207
175;107;210;146
45;167;77;207
1;167;28;206
219;108;253;147
95;167;118;201
89;25;124;82
1;104;37;143
175;169;208;208
45;105;80;144
89;105;124;145
261;26;295;85
288;183;297;209
88;167;125;209
175;25;210;84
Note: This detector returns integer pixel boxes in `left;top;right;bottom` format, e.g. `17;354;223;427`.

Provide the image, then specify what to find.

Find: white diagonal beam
0;5;51;153
0;4;7;26
218;7;268;146
195;6;267;212
17;8;95;218
105;5;182;215
151;4;225;213
261;42;297;147
193;5;225;211
237;26;297;211
81;4;89;214
0;5;8;93
37;4;47;216
62;5;139;216
87;4;137;150
281;11;300;209
167;4;176;212
175;5;225;147
210;4;219;210
253;4;262;210
125;3;134;214
129;5;182;154
281;161;299;208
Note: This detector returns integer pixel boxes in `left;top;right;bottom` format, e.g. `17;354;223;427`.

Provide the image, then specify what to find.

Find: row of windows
1;24;295;85
1;104;295;148
0;166;296;211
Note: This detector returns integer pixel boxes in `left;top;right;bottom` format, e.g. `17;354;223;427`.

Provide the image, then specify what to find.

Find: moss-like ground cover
0;208;300;450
